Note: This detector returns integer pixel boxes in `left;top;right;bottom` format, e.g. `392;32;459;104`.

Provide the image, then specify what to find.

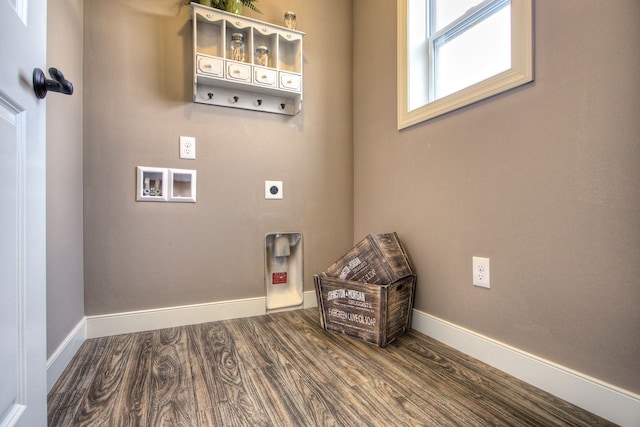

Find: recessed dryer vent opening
265;232;303;312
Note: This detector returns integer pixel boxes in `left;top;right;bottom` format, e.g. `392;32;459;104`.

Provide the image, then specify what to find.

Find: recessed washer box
136;167;196;203
265;181;283;199
137;166;168;201
169;168;196;203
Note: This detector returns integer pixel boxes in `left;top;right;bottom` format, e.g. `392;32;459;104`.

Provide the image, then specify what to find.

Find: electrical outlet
472;256;490;288
265;180;283;199
180;136;196;160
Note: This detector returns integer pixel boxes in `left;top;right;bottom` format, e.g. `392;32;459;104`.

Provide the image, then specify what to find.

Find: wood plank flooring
48;308;615;426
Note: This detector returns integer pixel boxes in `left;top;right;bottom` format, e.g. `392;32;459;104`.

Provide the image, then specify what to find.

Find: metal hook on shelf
233;96;239;103
207;92;214;100
257;99;263;106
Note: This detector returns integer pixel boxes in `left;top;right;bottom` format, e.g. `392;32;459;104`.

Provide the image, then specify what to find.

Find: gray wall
353;0;640;394
82;0;354;314
47;0;84;358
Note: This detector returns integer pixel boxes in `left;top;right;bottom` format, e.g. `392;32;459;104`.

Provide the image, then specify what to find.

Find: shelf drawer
254;67;277;87
226;62;251;82
196;55;223;77
279;72;301;92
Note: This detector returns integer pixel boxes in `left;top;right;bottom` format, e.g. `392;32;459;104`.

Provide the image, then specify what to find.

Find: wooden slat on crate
322;233;413;285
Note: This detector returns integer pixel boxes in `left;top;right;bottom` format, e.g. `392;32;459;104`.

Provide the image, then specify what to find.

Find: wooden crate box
314;273;416;347
322;233;413;285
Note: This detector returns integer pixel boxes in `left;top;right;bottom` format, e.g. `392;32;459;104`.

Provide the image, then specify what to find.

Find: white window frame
397;0;533;129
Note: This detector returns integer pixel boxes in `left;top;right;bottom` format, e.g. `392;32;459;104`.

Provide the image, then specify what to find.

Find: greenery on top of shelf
198;0;261;14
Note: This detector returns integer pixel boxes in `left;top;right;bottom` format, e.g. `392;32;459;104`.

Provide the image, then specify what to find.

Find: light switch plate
265;181;283;199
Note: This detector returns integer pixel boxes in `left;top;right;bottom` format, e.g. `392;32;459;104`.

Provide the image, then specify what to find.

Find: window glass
434;5;511;99
432;0;484;32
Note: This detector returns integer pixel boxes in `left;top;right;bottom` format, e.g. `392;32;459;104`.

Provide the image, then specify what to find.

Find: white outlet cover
472;256;490;288
265;181;283;199
180;136;196;160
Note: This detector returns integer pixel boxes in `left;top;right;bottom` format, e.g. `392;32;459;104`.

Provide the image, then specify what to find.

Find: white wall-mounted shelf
191;4;305;115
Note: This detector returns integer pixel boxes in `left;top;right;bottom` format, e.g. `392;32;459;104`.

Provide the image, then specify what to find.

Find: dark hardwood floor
48;308;615;426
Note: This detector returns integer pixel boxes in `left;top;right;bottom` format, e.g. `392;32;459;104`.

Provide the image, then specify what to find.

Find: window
397;0;533;129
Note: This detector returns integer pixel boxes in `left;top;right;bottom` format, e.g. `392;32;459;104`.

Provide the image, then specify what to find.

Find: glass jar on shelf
255;46;269;67
230;33;245;62
284;11;297;30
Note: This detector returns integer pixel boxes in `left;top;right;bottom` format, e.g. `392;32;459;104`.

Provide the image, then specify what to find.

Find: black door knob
33;67;74;99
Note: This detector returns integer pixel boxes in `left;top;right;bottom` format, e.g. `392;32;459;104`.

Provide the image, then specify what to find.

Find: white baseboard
86;291;318;339
46;318;86;393
304;289;319;308
411;309;640;427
